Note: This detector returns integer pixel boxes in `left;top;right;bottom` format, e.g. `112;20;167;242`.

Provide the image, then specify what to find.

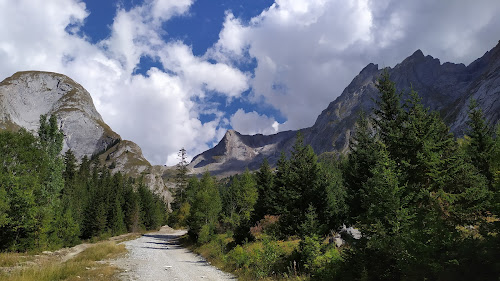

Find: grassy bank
183;233;342;280
0;234;138;281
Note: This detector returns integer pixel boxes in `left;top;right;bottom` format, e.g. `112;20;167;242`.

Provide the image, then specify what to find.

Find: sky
0;0;499;165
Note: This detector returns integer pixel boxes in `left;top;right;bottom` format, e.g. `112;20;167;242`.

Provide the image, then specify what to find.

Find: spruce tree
277;132;321;237
188;172;222;241
465;99;495;187
372;70;405;161
345;111;380;222
253;159;277;222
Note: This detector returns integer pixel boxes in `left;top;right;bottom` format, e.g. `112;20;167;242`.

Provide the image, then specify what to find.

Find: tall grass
0;241;126;281
0;253;31;267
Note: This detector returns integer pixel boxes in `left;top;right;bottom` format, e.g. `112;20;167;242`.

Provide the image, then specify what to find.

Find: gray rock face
0;71;171;203
189;129;296;177
0;71;120;160
192;42;500;176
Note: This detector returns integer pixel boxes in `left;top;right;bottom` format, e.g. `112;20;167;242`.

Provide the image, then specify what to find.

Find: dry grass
0;241;127;281
0;253;32;268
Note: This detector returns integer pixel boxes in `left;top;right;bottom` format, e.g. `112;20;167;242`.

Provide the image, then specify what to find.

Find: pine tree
372;70;405;161
174;147;189;204
465;99;495;187
344;111;381;222
253;159;277;222
318;156;347;231
276;132;321;237
188;172;222;241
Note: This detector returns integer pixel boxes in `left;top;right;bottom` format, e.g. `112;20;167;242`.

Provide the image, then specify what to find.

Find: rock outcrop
191;41;500;176
189;129;296;177
0;71;171;202
0;71;120;160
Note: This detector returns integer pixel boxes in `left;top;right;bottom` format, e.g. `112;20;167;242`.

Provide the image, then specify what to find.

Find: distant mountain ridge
190;41;500;176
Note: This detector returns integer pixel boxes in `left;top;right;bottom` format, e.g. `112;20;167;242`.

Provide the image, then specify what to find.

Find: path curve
111;226;236;281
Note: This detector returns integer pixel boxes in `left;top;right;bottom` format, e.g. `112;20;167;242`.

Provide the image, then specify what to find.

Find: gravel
111;226;236;281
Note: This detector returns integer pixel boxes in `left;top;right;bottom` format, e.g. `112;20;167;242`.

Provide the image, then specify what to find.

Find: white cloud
210;0;500;132
1;0;500;166
230;109;279;135
0;0;249;165
159;42;249;98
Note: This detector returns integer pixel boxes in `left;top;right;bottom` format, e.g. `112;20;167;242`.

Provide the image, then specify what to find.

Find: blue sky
0;0;499;165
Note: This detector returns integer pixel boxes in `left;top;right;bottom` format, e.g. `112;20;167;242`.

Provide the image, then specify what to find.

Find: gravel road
111;226;236;281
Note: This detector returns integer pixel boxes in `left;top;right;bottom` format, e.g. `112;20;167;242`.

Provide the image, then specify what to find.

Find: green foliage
198;224;213;244
344;111;380;222
221;169;258;243
139;74;500;279
253;158;277;220
276;132;323;237
0;115;168;252
341;72;498;279
188;173;222;242
465;99;495;187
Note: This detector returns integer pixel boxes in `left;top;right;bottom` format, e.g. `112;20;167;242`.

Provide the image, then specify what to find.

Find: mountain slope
191;41;500;176
0;71;172;202
0;71;119;160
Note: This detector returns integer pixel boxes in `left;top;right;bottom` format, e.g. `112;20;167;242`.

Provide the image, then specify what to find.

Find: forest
0;71;498;280
0;115;168;252
169;72;500;280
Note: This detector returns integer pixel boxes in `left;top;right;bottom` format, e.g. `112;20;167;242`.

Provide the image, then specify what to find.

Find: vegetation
0;115;168;253
170;71;500;280
0;239;128;281
1;70;498;280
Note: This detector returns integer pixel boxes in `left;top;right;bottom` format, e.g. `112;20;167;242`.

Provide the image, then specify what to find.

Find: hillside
0;71;172;202
190;41;500;175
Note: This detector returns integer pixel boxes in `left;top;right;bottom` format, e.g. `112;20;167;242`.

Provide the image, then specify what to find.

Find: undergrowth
0;241;126;281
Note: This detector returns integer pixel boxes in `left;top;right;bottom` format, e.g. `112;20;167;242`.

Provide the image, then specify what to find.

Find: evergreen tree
174;147;189;204
0;130;42;250
276;132;321;237
318;155;348;231
344;111;380;222
253;159;277;222
188;173;222;241
372;70;405;161
223;169;258;228
465;99;495;187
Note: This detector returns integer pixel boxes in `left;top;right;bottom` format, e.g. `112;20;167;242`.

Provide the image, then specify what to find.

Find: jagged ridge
191;41;500;176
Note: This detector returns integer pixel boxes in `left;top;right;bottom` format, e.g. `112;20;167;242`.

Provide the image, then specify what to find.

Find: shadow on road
140;232;185;251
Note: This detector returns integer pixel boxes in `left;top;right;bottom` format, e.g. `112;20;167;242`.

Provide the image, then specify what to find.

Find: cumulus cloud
0;0;249;165
210;0;500;132
230;109;279;135
1;0;499;166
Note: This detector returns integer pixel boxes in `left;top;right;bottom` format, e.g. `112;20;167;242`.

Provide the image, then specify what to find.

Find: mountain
0;71;120;160
0;71;172;202
191;41;500;176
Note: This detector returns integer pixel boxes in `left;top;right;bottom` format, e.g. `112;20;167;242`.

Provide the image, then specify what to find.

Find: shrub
227;245;249;269
250;215;280;240
198;224;213;244
252;238;283;278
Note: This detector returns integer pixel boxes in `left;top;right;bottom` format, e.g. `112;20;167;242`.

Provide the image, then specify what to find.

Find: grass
0;253;32;268
0;241;127;281
184;233;305;281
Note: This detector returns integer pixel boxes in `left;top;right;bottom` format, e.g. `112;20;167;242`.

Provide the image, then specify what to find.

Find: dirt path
111;226;236;281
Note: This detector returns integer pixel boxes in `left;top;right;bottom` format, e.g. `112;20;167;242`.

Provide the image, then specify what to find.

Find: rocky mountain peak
0;71;120;160
191;42;500;176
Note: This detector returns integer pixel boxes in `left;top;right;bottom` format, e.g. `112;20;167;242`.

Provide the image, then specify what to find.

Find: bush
250;215;280;240
253;238;284;278
299;234;322;272
227;245;249;269
311;246;343;280
198;224;213;244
